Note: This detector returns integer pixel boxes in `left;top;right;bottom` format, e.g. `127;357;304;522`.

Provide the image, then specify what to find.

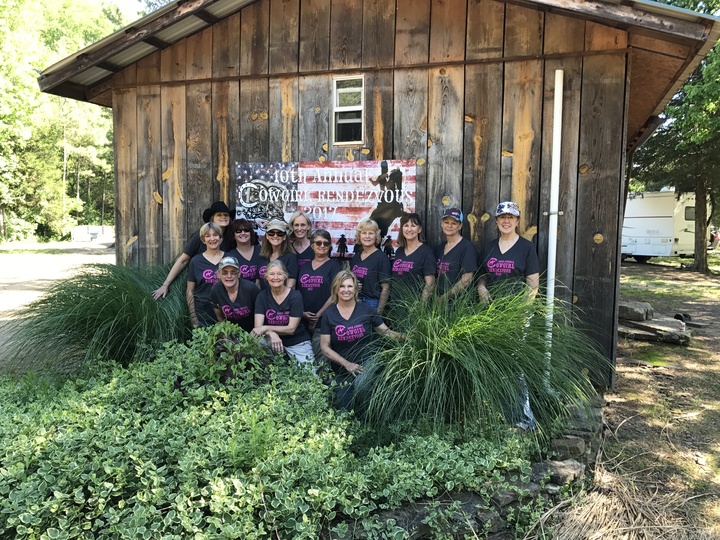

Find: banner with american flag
235;160;416;252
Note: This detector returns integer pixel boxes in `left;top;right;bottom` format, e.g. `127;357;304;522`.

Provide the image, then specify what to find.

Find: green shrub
372;286;604;437
0;323;538;539
0;263;189;371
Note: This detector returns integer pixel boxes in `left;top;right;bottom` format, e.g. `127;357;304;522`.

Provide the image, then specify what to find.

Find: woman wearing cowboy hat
257;219;299;290
152;201;235;300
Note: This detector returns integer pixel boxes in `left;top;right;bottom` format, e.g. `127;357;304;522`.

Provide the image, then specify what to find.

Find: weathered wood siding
111;0;632;374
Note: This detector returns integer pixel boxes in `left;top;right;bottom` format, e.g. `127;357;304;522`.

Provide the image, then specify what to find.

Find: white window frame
332;75;364;146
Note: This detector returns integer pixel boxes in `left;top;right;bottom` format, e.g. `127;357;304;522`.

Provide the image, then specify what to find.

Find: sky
103;0;146;21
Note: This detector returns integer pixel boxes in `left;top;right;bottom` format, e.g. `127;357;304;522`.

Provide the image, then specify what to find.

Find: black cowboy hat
202;201;235;223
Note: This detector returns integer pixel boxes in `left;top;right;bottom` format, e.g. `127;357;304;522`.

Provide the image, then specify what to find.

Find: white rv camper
621;190;700;263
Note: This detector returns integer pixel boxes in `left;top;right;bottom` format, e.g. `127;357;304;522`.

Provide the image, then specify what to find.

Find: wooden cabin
39;0;720;385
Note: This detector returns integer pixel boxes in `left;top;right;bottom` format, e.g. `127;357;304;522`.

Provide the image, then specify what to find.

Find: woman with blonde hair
186;222;225;328
320;271;403;409
350;218;391;314
289;210;314;268
258;219;298;289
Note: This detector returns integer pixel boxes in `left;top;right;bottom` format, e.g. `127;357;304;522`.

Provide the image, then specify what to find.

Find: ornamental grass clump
0;263;189;371
369;284;605;436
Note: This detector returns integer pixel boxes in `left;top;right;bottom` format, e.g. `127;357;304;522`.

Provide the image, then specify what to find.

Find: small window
685;206;695;221
333;76;364;145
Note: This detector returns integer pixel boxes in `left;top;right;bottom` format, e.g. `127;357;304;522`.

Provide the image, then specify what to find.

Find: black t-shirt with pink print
390;243;436;296
478;236;539;297
320;302;384;366
254;288;309;347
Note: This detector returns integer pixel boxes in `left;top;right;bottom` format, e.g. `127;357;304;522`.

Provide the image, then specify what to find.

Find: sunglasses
266;230;286;237
314;240;330;247
220;269;239;276
234;228;251;233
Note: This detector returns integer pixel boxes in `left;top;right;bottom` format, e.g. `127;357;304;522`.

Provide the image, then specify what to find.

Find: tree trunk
0;206;6;241
690;174;709;273
75;157;81;199
101;171;106;226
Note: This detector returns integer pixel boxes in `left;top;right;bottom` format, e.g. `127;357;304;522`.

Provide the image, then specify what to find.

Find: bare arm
286;278;296;289
214;306;226;322
186;281;199;328
252;316;301;338
152;253;191;299
377;282;390;315
526;273;540;300
421;275;435;301
375;323;405;341
477;276;491;304
444;272;474;299
320;334;363;376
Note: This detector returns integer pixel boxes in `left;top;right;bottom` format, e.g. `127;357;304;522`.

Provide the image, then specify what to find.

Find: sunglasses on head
314;240;330;247
266;230;286;237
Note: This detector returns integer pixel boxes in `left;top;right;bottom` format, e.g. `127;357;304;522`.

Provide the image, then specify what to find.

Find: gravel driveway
0;241;116;363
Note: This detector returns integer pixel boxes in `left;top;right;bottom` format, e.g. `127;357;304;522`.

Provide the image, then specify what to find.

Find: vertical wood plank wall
111;0;631;370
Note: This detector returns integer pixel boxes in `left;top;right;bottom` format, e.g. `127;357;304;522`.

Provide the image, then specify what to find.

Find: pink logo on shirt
300;274;324;290
334;323;367;342
487;257;515;276
351;265;368;278
392;259;414;274
202;269;218;284
265;309;289;325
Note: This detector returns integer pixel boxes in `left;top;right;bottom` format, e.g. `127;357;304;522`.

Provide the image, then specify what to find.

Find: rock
618;301;653;321
491;487;519;508
551;436;586;460
545;459;585;484
475;509;506;533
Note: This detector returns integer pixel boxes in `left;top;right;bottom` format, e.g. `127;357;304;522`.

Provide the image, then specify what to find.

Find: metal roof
38;0;255;100
38;0;720;138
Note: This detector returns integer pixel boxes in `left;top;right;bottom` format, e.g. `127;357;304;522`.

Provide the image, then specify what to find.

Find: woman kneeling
252;260;314;368
320;271;403;410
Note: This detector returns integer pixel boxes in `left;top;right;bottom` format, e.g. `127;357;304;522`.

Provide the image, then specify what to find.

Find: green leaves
0;324;541;538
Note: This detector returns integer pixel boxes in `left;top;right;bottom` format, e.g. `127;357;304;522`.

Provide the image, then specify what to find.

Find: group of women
151;200;539;409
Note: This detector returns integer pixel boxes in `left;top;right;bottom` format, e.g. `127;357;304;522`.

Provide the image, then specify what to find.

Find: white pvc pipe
546;70;564;357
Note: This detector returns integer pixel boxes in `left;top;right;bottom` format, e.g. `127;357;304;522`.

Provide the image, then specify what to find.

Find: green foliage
0;324;539;539
0;0;134;242
0;263;189;371
371;286;604;438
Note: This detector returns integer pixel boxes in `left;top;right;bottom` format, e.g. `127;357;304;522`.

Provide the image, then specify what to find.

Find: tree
0;0;129;241
631;1;720;273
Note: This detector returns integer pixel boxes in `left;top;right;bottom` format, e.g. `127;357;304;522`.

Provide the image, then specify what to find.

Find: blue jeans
359;296;379;310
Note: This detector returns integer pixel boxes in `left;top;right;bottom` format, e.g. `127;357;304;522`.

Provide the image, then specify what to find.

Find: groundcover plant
0;323;542;539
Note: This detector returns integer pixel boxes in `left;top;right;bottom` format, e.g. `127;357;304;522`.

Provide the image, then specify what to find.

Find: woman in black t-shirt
390;212;436;303
252;259;314;368
226;218;262;286
152;201;234;300
477;201;540;302
186;222;225;328
350;218;391;314
320;271;403;409
257;219;298;290
289;211;314;268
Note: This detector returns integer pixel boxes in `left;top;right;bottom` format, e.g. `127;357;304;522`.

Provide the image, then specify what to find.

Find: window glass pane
337;79;362;90
685;206;695;221
337;90;362;108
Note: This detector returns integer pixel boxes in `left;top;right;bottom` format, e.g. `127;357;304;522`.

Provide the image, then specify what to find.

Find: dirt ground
0;244;717;537
0;241;115;354
594;260;720;539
